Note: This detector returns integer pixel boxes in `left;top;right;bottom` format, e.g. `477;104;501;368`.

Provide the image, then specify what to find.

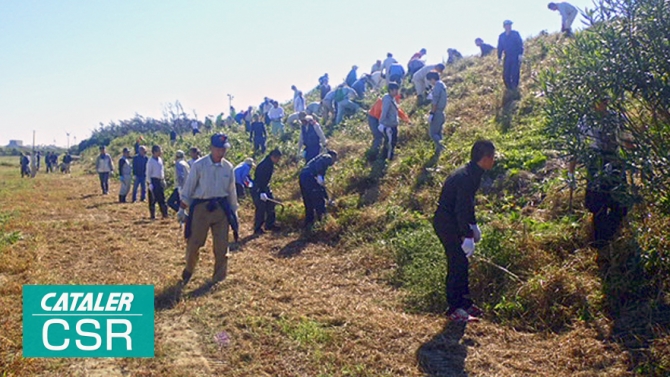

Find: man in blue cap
180;133;239;286
497;20;524;90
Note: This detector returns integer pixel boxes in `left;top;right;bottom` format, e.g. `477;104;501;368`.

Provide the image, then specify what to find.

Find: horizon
0;0;594;148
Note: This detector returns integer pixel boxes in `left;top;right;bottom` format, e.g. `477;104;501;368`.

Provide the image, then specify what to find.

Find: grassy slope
1;33;667;375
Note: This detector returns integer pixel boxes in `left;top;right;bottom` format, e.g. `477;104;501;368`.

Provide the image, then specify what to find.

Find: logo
23;285;154;358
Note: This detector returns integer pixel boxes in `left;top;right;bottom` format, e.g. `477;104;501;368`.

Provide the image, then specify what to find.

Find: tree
540;0;670;207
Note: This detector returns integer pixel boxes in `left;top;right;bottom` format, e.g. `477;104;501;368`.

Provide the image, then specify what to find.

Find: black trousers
149;178;168;218
299;172;326;227
503;56;520;90
433;216;472;313
98;173;110;194
252;190;276;232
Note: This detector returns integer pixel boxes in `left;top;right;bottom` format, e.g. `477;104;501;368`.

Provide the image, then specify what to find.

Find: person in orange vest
367;83;411;159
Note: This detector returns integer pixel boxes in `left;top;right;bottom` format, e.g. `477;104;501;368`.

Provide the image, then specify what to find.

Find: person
168;150;190;215
569;98;628;249
179;133;238;286
319;76;331;101
191;120;200;136
378;83;408;160
204;116;213;131
475;38;495;57
51;153;60;173
170;129;177;146
334;84;360;125
95;146;114;195
249;114;267;155
244;106;254;133
497;20;524;90
215;113;224;128
118;148;132;203
134;137;142;155
294;91;306;113
20;152;30;178
382;53;398;80
407;48;427;77
306;102;321;116
62;152;72;174
428;71;448;156
252;149;282;235
132;146;148;202
433;140;496;323
345;65;358;87
351;74;370;99
299;114;327;163
446;48;463;65
299;150;337;230
268;101;285;136
368;87;410;157
44;152;51;173
188;147;201;167
371;60;382;73
35;151;41;171
234;110;245;125
549;2;578;35
387;62;407;85
321;88;337;126
412;64;446;104
146;145;168;220
261;97;273;126
234;158;255;199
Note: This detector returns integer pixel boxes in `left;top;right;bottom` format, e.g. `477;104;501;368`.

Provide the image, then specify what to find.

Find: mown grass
72;31;668;374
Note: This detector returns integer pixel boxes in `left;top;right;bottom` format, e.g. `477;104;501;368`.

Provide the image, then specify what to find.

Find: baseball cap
211;133;231;149
503;20;513;26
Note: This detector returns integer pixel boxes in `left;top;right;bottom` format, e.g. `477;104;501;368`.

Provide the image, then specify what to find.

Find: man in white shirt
191;120;200;136
548;2;578;35
95;145;114;195
268;101;285;136
146;145;168;219
180;134;238;286
371;60;382;74
294;91;306;113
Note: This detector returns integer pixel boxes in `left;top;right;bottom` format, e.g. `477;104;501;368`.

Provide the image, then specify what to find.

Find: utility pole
66;132;70;149
227;94;234;109
33;130;36;151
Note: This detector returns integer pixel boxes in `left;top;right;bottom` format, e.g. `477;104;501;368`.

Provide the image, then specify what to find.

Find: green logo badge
23;285;154;358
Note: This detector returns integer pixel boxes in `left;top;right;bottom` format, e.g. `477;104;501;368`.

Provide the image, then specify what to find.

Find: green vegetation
77;11;668;372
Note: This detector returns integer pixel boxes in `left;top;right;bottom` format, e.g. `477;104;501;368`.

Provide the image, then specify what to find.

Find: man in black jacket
497;20;524;90
252;149;282;235
132;146;148;202
433;140;495;323
299;150;337;230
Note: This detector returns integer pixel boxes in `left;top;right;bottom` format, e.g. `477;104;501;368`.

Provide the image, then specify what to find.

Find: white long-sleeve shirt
180;154;238;212
268;107;285;121
146;156;165;182
294;96;305;112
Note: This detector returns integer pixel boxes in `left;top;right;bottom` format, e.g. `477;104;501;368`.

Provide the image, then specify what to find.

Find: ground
0;157;631;376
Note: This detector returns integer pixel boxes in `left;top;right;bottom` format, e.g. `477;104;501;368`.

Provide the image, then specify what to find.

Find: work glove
177;208;186;223
316;175;325;186
428;113;434;123
149;184;154;192
260;193;268;202
461;238;476;258
498;59;503;66
470;224;482;243
378;124;386;133
518;55;524;63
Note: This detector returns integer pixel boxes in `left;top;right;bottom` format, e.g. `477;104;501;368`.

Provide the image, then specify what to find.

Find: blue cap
211;133;231;149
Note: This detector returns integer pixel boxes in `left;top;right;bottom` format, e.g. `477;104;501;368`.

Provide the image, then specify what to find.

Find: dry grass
0;160;632;376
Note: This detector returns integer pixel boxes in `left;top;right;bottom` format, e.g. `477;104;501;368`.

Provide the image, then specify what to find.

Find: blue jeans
132;176;146;202
503;56;520;90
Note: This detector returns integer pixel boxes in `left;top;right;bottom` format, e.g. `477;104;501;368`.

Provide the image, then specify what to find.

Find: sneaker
266;225;281;232
448;308;479;323
253;229;265;236
466;304;484;318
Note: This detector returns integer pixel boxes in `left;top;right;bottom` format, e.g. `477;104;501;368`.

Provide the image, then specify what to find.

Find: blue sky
0;0;594;147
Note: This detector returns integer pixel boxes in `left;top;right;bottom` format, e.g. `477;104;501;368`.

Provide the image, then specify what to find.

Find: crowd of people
18;150;73;178
32;3;623;325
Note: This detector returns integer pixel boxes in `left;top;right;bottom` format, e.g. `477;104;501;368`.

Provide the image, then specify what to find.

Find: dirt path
1;169;629;376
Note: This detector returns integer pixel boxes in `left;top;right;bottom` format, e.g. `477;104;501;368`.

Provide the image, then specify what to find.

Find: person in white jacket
95;145;114;195
548;2;578;35
294;91;306;113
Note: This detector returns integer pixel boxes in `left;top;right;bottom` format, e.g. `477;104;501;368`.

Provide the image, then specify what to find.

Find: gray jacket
379;94;399;128
431;81;448;112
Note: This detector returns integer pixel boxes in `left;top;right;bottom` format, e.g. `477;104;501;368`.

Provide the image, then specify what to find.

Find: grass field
1;32;668;376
